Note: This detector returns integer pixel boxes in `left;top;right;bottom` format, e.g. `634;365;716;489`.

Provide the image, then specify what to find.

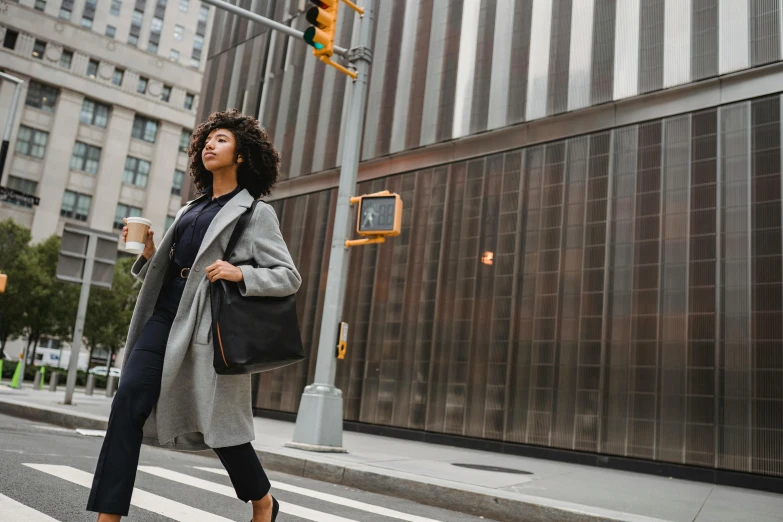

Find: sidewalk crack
691;486;715;522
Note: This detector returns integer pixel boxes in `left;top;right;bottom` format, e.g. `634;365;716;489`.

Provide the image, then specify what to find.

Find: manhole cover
451;463;533;475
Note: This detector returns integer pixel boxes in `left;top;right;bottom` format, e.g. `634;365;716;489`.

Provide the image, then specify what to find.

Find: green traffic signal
303;27;325;50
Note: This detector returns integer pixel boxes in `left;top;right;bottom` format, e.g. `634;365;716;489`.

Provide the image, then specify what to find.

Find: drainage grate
451;463;533;475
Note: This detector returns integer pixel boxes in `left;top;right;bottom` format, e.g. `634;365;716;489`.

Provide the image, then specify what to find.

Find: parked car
88;366;121;378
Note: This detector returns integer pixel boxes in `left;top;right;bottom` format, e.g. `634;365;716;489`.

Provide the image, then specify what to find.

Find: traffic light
345;191;403;247
0;272;6;293
303;0;338;58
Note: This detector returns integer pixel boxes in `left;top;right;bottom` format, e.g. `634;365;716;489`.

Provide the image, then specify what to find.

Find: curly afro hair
188;109;280;199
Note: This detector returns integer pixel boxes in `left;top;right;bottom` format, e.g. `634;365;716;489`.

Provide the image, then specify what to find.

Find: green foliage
0;219;139;368
84;257;140;366
0;219;33;356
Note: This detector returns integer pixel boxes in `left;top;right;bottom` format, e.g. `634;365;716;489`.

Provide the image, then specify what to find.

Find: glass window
5;176;38;208
3;29;18;50
189;57;200;68
169;49;180;62
184;93;194;110
110;0;121;15
59;49;73;69
86;59;99;78
14;126;49;159
81;16;93;29
123;156;151;188
165;215;176;230
198;4;208;21
60;191;91;221
131;9;143;25
179;129;190;151
131;115;159;142
137;76;148;94
171;169;184;195
80;99;110;127
193;35;203;51
114;204;142;229
59;7;71;20
178;0;188;12
147;41;159;53
25;81;58;112
70;142;102;174
34;0;46;11
128;34;139;46
32;40;46;59
161;85;172;103
112;68;124;86
174;25;184;40
106;25;117;38
151;17;163;33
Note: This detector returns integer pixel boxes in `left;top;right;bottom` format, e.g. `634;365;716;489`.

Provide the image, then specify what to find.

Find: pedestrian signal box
346;191;402;247
0;273;6;293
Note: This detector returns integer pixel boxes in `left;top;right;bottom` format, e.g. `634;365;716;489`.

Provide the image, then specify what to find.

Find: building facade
0;0;214;243
210;0;783;481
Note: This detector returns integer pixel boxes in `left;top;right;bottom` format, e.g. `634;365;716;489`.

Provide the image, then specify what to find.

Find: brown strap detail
217;322;229;367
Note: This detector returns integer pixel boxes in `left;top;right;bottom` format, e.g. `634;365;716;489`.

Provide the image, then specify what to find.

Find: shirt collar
207;185;242;207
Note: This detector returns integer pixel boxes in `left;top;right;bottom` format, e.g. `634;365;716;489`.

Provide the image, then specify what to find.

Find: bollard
0;360;3;381
32;368;41;390
48;371;59;392
105;375;116;397
39;367;45;390
10;361;22;389
85;374;95;396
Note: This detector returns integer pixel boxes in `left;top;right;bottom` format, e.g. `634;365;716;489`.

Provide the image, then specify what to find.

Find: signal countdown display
357;195;402;236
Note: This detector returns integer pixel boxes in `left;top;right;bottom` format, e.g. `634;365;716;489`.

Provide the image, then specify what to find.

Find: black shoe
272;497;280;521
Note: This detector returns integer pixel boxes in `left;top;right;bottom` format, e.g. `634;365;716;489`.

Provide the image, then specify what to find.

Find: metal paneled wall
691;0;719;81
590;0;617;106
750;0;781;66
546;0;573;116
254;95;783;478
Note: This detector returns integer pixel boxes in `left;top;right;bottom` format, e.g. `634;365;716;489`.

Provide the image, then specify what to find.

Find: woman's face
202;128;238;172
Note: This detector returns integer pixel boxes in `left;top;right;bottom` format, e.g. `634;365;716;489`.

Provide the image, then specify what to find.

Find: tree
83;257;140;369
0;219;32;357
20;236;79;364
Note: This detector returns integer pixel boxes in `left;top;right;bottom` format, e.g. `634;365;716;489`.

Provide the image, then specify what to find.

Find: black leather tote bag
210;200;304;375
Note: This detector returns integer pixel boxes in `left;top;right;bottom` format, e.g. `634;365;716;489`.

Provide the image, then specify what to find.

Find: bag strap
223;199;259;262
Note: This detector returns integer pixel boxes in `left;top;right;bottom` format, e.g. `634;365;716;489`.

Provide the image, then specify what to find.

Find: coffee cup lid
125;217;152;227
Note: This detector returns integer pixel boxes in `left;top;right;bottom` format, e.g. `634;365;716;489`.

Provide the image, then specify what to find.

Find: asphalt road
0;413;487;522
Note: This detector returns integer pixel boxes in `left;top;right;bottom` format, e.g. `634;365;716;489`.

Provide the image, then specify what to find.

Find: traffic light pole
198;0;349;57
289;1;375;451
0;72;25;183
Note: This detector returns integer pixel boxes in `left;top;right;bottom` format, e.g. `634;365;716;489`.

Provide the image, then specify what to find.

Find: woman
87;110;300;522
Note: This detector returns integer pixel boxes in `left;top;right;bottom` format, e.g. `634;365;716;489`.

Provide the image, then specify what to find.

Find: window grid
123;156;151;188
80;99;109;128
60;191;91;221
5;176;38;208
70;142;102;174
14;126;48;159
114;203;142;230
132;115;159;142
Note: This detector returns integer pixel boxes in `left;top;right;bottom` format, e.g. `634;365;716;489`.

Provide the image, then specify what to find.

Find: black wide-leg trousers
86;278;271;516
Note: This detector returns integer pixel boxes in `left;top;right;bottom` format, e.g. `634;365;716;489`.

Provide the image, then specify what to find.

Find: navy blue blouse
171;185;242;269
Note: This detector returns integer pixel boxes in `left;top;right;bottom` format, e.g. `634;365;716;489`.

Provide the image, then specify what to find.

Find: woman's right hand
122;218;157;260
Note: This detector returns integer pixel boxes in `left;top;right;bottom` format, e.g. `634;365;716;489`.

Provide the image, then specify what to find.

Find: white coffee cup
125;217;153;255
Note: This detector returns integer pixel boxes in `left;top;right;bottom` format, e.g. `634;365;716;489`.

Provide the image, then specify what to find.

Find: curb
0;398;669;522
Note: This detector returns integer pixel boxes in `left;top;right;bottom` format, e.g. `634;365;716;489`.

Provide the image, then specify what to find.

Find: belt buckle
180;267;190;279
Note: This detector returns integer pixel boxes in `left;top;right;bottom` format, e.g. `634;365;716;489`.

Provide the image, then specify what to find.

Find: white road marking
139;466;361;522
193;465;445;522
23;464;232;522
0;493;60;521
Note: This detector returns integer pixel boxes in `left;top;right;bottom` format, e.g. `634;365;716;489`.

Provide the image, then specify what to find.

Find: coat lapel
194;188;254;265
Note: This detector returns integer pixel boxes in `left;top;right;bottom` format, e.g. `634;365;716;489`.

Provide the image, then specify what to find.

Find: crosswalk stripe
23;464;232;522
194;466;444;522
138;466;360;522
0;493;61;521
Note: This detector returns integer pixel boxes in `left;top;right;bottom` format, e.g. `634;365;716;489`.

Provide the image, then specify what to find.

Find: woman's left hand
206;260;244;283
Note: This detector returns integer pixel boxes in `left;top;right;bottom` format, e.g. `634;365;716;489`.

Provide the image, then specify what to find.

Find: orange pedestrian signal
0;273;6;293
345;191;403;248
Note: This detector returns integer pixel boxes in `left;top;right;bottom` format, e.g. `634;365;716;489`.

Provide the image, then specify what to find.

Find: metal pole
198;0;349;57
63;235;97;405
289;1;375;451
0;72;24;182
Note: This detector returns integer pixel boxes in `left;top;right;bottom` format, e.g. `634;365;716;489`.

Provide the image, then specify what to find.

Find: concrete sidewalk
1;382;781;522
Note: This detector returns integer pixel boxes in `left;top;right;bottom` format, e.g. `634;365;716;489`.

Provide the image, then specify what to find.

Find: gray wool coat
124;188;301;451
